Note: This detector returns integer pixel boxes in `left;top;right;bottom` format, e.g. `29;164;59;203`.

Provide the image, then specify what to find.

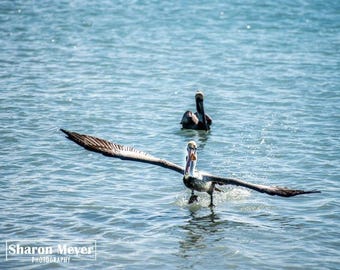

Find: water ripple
1;0;339;269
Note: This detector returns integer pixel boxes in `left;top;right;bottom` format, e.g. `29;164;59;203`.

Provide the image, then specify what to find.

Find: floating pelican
60;129;320;207
181;91;212;131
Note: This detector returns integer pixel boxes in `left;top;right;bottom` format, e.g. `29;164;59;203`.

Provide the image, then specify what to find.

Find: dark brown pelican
181;91;212;131
60;129;320;207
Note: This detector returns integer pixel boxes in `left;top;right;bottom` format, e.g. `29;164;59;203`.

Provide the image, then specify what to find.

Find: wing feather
203;173;320;197
61;129;320;198
60;129;184;174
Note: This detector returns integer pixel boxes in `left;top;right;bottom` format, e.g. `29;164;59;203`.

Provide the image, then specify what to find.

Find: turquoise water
1;0;339;269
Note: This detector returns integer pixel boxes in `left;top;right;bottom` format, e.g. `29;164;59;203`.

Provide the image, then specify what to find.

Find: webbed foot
188;194;198;204
209;203;215;208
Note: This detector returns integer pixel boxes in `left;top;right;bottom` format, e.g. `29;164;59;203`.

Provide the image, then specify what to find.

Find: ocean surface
1;0;339;269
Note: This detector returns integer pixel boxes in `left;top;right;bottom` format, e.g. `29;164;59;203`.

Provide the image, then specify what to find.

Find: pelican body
181;91;212;131
61;129;320;208
183;141;219;206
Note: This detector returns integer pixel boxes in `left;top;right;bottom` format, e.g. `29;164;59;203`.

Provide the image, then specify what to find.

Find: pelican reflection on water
61;129;320;208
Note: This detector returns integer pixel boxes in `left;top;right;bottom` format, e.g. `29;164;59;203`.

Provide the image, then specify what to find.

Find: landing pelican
181;91;212;131
60;129;320;207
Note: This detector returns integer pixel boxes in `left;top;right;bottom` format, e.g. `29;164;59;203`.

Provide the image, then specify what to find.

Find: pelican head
195;90;204;101
195;91;204;113
185;141;197;177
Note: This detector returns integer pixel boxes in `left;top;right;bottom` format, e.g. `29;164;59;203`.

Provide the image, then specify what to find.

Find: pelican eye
187;145;197;151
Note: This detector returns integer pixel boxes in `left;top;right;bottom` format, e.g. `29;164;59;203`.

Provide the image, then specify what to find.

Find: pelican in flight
60;129;320;207
181;91;212;131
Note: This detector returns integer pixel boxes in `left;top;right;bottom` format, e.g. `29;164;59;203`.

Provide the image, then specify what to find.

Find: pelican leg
208;186;215;208
209;194;215;208
188;190;198;204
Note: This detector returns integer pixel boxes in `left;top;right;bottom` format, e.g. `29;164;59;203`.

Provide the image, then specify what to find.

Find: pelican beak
195;91;209;131
195;92;204;117
190;151;197;161
185;141;197;176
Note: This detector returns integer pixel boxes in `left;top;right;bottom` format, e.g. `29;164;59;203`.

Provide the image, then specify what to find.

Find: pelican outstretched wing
203;173;320;197
61;129;320;198
60;129;184;174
